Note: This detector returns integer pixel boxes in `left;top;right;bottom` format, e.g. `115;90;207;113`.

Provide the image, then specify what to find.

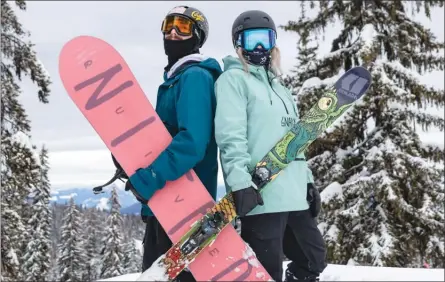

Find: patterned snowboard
58;35;271;281
150;66;372;280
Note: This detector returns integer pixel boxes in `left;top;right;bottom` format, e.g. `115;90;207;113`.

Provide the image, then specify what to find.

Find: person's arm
214;71;255;192
136;67;215;190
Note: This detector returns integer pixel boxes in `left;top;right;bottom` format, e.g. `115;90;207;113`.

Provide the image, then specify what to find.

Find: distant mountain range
50;184;227;215
50;186;138;213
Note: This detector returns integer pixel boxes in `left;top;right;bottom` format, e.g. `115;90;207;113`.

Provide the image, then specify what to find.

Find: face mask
242;48;271;66
164;36;199;71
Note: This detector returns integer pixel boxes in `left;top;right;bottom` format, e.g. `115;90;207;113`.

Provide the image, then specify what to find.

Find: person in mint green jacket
214;10;326;282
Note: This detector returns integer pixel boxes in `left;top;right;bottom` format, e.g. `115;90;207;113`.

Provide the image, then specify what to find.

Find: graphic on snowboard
252;71;370;189
161;194;236;279
150;66;372;281
58;35;271;282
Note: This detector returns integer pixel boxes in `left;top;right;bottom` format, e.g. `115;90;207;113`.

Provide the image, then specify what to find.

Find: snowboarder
213;10;327;282
102;5;222;282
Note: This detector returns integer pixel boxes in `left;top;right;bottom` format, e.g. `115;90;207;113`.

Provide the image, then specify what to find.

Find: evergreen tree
57;198;86;282
122;237;142;274
100;186;125;279
83;207;104;281
48;203;60;281
283;1;320;97
21;146;53;281
1;1;51;280
281;0;444;267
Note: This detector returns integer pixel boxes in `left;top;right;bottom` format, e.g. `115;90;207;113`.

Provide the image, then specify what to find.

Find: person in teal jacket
103;6;221;282
214;10;326;282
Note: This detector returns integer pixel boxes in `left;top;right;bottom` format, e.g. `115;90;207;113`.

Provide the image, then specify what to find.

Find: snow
243;243;260;268
96;197;110;211
320;182;343;203
98;273;141;281
360;24;377;53
99;262;445;281
325;225;340;242
133;255;168;281
134;239;143;255
11;131;40;162
36;57;51;80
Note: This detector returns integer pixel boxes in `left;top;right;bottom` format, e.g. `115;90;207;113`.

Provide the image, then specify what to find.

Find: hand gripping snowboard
147;66;372;280
58;35;271;281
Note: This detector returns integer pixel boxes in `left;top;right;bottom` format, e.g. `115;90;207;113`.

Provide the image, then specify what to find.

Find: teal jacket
141;55;222;217
214;55;313;216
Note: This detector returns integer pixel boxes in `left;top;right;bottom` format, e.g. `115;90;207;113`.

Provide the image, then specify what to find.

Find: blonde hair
236;46;283;77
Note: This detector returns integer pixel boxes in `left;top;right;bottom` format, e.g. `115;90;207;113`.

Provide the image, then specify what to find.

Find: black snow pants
240;209;327;282
142;216;196;282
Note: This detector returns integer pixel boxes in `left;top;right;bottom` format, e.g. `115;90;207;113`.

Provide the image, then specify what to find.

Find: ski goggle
161;15;194;36
236;28;276;51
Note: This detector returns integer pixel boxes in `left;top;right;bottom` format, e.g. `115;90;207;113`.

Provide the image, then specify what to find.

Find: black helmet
165;6;209;47
231;10;277;47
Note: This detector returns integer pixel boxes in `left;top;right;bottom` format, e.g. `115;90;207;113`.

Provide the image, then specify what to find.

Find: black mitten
232;186;264;217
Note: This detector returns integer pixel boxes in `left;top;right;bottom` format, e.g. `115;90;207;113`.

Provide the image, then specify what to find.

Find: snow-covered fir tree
283;1;321;97
100;186;125;279
1;0;51;280
122;237;142;274
281;0;444;268
282;1;340;159
83;207;105;281
21;146;53;281
57;198;87;282
48;203;62;280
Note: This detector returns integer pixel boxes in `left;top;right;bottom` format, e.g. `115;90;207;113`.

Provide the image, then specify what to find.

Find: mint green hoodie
214;55;313;216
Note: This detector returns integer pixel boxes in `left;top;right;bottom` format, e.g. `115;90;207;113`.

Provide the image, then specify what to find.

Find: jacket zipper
265;69;289;114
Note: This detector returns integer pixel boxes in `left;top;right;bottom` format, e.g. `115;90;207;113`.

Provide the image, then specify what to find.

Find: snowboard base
58;35;271;281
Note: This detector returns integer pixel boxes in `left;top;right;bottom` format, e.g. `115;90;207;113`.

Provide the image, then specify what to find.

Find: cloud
59;193;77;200
13;1;444;190
48;149;116;190
48;148;227;191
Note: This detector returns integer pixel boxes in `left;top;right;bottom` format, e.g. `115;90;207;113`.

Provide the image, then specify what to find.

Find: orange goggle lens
161;15;194;36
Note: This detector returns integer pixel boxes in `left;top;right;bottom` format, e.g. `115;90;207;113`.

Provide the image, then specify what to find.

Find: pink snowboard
58;35;271;281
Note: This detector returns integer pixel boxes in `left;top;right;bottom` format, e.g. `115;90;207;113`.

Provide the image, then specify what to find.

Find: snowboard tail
58;35;271;281
153;66;372;280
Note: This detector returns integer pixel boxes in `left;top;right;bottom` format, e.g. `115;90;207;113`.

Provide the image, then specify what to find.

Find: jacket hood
166;54;222;80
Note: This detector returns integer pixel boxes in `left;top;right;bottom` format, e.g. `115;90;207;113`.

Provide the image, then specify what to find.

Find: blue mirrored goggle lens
242;29;276;51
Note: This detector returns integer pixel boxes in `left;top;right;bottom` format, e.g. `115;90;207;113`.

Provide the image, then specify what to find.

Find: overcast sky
14;1;444;190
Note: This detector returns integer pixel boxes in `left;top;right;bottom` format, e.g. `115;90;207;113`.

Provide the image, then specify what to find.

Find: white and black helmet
165;5;209;47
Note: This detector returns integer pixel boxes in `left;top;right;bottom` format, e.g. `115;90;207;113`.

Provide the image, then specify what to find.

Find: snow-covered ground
99;262;444;281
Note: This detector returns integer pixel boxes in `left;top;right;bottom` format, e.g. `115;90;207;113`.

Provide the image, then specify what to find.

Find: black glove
307;183;321;217
232;186;264;217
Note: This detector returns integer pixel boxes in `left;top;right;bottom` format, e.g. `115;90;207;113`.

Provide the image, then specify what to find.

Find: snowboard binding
251;166;271;189
180;211;226;256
